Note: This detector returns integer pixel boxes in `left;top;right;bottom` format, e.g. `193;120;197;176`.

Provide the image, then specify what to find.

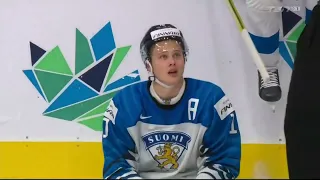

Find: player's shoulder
112;80;148;102
108;80;148;113
186;78;233;120
186;78;225;99
104;81;148;127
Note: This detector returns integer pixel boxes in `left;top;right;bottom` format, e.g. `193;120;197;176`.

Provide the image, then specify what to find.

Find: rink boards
0;142;288;179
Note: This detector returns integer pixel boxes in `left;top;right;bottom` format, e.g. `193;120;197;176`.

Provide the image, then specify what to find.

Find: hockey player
244;0;318;102
102;24;241;179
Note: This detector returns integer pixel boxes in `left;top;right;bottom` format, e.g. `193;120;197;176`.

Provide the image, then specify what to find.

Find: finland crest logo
142;131;191;170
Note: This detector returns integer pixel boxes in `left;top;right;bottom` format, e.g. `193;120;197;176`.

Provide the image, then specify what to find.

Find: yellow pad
0;142;288;179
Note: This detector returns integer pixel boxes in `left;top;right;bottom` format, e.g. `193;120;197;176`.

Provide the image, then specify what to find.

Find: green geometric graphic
35;70;72;102
287;23;305;42
35;46;73;75
79;115;105;131
77;100;110;120
43;90;117;121
23;21;141;131
286;41;297;59
280;11;306;70
75;29;94;75
104;46;131;87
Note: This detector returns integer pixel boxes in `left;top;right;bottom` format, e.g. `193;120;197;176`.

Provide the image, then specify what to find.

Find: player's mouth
168;70;178;76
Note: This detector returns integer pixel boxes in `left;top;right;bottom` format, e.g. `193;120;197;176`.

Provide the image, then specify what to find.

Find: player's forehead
151;40;183;55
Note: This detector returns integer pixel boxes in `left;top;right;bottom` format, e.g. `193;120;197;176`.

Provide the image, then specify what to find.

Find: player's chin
164;75;183;86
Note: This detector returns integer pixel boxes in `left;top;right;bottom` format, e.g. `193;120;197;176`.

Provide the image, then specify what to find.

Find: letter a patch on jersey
141;131;191;170
214;95;234;120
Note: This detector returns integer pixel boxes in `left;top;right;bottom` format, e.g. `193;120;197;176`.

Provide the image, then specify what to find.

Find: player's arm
196;88;241;179
102;95;142;179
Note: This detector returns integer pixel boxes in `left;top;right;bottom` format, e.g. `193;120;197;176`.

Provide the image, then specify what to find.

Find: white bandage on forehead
152;40;184;54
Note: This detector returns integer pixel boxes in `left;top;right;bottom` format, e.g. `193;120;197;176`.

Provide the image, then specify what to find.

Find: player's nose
168;56;176;66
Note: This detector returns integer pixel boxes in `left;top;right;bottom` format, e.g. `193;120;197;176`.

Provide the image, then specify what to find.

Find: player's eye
173;52;182;58
160;54;168;60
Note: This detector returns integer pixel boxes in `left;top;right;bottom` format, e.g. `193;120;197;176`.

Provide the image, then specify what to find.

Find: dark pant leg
284;4;320;179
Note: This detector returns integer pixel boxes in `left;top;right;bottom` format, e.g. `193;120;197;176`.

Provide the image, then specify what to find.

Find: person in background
101;24;241;179
243;0;318;103
284;1;320;179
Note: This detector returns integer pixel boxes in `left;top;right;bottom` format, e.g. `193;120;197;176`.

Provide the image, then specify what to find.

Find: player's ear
145;59;152;72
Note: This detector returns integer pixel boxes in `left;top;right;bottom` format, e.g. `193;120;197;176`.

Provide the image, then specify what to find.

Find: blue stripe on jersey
102;116;137;178
109;167;139;179
249;31;279;54
124;174;141;179
103;120;136;154
201;111;241;176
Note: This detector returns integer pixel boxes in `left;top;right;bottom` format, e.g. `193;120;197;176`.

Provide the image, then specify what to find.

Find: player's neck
152;78;185;101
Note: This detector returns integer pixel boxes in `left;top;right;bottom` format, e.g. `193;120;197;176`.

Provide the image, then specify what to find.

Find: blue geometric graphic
279;41;294;69
90;22;116;61
23;21;141;131
44;79;99;113
105;70;141;92
23;70;46;101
